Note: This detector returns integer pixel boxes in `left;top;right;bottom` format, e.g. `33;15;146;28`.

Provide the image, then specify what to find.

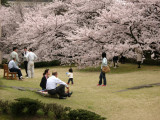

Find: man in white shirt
10;47;19;66
26;48;37;78
8;58;23;80
46;71;73;99
22;47;29;77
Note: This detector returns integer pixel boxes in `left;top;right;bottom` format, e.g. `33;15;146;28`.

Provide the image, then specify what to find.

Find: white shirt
26;51;37;61
67;73;73;78
23;51;29;61
8;60;19;69
46;75;68;90
101;57;107;69
10;51;19;62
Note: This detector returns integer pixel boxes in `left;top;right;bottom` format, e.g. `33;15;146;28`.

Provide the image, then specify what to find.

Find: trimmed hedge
0;98;106;120
68;109;106;120
125;58;160;66
19;60;61;68
10;98;42;116
34;60;61;68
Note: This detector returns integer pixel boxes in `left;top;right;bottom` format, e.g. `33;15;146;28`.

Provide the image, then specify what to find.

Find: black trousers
9;68;22;79
24;61;28;76
137;61;141;68
48;85;68;97
99;70;106;85
68;78;73;84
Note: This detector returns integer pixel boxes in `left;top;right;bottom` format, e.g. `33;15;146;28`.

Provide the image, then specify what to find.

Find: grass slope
0;64;160;120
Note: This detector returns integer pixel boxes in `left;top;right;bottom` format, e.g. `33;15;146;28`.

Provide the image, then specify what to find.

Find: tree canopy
0;0;160;67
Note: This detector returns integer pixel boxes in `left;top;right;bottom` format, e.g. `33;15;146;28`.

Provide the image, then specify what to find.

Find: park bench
3;64;17;80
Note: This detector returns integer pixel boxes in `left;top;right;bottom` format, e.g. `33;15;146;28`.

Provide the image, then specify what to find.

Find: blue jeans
99;70;106;85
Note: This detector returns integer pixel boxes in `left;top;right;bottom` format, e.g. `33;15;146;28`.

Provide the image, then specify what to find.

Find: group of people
7;46;144;99
8;47;37;80
40;69;73;99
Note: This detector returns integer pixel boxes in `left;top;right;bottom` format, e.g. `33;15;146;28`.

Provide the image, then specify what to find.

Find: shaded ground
114;83;160;92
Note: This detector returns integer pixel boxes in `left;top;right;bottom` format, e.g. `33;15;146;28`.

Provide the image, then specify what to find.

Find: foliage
48;103;70;120
68;109;106;120
10;98;42;116
0;0;160;68
0;98;105;119
0;100;10;114
34;60;61;68
1;0;9;6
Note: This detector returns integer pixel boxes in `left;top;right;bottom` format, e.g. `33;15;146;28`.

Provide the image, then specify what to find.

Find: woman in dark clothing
40;69;50;90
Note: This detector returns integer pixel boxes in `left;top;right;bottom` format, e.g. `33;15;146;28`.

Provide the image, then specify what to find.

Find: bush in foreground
10;98;42;116
0;98;106;120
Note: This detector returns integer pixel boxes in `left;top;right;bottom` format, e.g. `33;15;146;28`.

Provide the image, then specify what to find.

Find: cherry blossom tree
0;0;159;67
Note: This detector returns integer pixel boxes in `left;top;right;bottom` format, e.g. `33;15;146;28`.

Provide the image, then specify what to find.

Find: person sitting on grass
66;68;73;85
40;69;50;91
46;71;73;99
8;58;23;80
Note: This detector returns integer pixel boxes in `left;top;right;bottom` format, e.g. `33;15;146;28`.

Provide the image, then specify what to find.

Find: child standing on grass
66;68;73;85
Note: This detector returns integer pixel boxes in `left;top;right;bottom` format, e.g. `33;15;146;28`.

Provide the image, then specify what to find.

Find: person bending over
40;69;50;90
46;71;72;99
8;58;23;80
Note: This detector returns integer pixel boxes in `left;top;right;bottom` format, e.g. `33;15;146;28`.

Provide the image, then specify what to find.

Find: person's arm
67;73;71;77
13;61;19;69
16;53;20;62
56;78;68;87
66;87;69;93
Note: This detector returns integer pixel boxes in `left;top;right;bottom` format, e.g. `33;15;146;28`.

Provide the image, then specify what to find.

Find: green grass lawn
0;64;160;120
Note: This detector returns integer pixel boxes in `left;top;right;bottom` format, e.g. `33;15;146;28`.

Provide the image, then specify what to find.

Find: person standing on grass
26;48;37;78
46;71;73;99
135;46;143;68
66;68;74;85
22;47;29;77
10;47;19;66
97;52;107;86
8;58;23;80
113;52;119;68
40;69;50;90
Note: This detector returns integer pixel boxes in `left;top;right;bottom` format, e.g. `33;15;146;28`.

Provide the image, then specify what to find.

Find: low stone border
0;85;40;92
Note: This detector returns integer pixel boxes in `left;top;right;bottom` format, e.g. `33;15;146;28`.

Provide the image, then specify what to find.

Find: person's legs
24;61;28;76
56;85;68;97
71;78;73;84
137;61;141;68
31;62;34;78
98;71;103;85
10;68;22;79
67;78;71;84
48;89;57;95
28;61;31;78
102;72;106;85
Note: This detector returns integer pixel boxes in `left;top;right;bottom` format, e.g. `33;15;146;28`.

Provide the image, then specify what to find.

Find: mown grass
0;64;160;120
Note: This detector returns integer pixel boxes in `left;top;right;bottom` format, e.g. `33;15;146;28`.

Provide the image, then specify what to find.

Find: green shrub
10;98;42;116
0;100;10;114
49;103;70;120
68;109;106;120
34;60;61;68
143;59;160;66
41;103;51;116
125;58;160;66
